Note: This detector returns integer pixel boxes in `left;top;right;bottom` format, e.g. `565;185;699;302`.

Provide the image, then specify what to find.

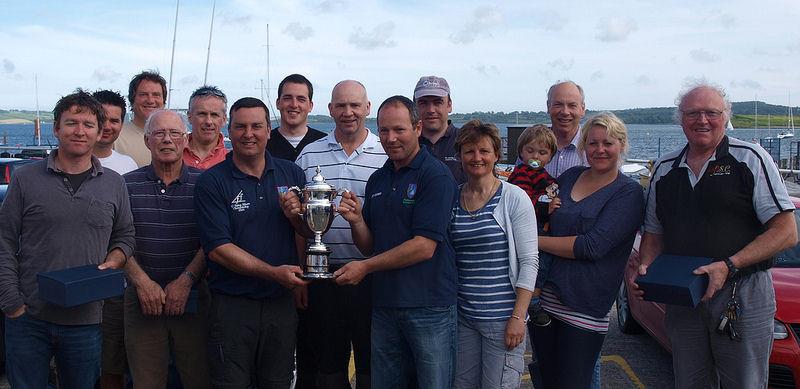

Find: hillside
2;101;796;127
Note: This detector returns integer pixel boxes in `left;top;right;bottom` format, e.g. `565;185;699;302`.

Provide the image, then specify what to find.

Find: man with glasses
185;86;229;170
122;109;211;388
634;83;797;388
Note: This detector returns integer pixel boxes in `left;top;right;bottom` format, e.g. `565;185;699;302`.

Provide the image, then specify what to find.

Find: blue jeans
372;305;457;389
5;313;101;389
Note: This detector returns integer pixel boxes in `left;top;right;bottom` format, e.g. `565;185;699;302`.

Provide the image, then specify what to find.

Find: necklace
462;179;499;219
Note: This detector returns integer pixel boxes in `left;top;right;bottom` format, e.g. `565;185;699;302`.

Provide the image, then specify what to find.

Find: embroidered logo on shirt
444;156;458;162
406;183;417;199
276;186;289;195
231;190;251;212
371;192;383;198
708;165;731;177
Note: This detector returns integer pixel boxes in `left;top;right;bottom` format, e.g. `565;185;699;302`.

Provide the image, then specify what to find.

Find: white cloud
635;75;652;86
2;59;14;74
449;6;503;44
317;0;347;13
590;71;604;81
730;79;763;90
718;13;736;28
536;10;566;32
91;66;121;82
180;75;200;86
473;64;500;76
283;22;314;41
547;58;573;72
595;17;637;42
689;49;719;63
349;22;396;50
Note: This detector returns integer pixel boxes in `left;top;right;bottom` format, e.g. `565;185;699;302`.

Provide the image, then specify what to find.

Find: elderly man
268;74;327;162
544;80;587;178
414;75;464;184
292;80;387;388
635;83;798;388
0;90;135;388
91;89;138;389
117;71;167;167
123;109;210;388
336;95;457;388
184;85;229;170
195;97;309;388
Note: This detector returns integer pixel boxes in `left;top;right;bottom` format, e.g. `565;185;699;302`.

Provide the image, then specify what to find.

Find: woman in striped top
531;113;644;389
451;120;538;389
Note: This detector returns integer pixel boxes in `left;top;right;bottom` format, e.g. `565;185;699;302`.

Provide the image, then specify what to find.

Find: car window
775;211;800;267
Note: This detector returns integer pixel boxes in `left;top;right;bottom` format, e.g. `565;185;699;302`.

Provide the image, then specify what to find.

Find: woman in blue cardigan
450;120;538;389
531;112;644;389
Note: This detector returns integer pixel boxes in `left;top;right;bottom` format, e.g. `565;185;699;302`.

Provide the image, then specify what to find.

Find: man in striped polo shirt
294;80;387;388
122;109;210;388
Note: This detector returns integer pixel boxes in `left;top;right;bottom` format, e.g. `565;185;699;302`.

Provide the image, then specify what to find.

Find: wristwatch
184;270;198;283
723;257;739;279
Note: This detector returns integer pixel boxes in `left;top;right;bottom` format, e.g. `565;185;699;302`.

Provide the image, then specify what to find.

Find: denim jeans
453;316;526;389
5;313;102;389
371;305;457;389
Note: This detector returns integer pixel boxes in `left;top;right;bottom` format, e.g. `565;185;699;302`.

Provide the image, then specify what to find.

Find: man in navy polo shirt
195;97;309;388
337;95;458;389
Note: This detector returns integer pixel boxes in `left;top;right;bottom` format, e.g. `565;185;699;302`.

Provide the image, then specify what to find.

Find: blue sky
1;0;799;115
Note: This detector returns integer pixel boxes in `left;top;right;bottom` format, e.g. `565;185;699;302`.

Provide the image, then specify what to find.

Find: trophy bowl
288;166;344;280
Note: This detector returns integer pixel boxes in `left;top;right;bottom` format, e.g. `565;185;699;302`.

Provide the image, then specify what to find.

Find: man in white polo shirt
294;79;387;388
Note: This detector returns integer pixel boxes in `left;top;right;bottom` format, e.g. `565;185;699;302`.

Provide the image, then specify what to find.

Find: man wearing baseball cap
414;76;465;184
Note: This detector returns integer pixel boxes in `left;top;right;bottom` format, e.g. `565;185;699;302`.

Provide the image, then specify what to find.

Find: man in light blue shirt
544;81;586;178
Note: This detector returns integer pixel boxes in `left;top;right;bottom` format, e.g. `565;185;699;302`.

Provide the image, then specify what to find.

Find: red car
617;199;800;388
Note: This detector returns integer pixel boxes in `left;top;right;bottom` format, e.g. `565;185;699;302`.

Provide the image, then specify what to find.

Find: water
3;122;796;163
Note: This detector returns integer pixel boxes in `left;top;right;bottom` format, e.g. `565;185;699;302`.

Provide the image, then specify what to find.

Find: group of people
0;69;794;389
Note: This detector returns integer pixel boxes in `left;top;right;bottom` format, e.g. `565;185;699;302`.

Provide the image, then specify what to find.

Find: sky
1;0;799;116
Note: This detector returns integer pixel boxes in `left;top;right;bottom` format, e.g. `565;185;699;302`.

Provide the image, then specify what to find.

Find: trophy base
300;272;336;280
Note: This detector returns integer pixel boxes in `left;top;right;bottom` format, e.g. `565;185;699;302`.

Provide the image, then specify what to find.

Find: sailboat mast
166;0;180;108
203;0;216;85
35;74;41;146
264;24;277;122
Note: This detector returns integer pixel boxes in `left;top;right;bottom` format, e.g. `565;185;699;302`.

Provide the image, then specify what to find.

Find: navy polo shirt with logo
195;152;305;299
363;146;458;308
645;135;794;268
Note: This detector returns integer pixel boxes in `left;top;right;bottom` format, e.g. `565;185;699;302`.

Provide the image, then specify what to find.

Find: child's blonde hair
517;124;557;157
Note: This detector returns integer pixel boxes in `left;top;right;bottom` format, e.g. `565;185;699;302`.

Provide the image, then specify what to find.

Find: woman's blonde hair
578;112;630;163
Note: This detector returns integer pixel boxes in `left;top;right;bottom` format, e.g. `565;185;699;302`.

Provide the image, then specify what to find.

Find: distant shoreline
0;119;32;125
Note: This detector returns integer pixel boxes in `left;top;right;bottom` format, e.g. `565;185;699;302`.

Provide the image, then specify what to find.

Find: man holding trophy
195;97;309;388
285;80;387;388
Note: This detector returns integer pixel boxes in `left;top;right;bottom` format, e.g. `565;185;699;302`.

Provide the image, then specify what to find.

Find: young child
507;124;557;327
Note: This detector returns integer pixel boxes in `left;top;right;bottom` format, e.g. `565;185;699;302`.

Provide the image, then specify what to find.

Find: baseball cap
413;76;450;100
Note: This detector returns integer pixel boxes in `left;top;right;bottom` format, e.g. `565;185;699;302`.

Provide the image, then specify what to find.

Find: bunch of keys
716;281;742;342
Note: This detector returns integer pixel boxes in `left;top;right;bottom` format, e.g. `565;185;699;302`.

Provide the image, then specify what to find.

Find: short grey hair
546;80;585;107
673;81;732;124
144;109;189;135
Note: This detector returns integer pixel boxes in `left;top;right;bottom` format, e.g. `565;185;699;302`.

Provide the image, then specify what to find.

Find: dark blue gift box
38;265;125;308
635;254;713;307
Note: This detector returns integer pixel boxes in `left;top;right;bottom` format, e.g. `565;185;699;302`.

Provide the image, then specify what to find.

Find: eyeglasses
682;110;724;121
150;130;186;140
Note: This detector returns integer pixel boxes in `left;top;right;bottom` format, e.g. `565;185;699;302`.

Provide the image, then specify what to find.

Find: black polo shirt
267;126;327;162
419;124;465;184
645;136;793;266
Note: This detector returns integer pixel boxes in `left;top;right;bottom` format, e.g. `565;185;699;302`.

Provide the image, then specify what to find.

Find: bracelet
511;314;527;323
184;270;198;283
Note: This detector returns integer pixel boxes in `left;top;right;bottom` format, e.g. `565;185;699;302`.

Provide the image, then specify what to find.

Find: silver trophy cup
289;166;345;280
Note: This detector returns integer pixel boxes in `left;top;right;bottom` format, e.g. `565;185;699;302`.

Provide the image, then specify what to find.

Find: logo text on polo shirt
708;165;731;177
231;190;251;212
444;156;458;162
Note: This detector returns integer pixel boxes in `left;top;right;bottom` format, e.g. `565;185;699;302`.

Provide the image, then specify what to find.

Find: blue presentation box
38;265;125;308
635;254;713;307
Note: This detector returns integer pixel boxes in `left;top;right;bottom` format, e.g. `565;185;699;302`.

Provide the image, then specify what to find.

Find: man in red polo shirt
184;86;229;170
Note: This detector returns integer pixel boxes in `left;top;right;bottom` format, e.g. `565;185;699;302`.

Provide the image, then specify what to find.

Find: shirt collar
672;135;729;169
327;128;381;152
230;151;275;179
382;144;429;171
143;162;190;183
47;150;104;176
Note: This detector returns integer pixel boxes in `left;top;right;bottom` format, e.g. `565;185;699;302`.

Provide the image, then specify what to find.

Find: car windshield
775;211;800;267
